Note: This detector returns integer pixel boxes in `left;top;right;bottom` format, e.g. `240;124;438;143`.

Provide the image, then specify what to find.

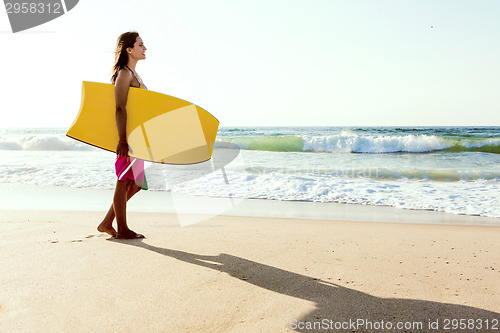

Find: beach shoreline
1;183;499;331
1;183;499;227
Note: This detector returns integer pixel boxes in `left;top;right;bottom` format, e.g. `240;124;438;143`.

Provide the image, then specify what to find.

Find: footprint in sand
68;235;98;242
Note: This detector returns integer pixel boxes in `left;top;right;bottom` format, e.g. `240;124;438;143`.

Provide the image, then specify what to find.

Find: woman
97;31;148;239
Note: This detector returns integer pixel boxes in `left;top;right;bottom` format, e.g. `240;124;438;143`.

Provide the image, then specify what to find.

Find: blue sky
1;0;499;127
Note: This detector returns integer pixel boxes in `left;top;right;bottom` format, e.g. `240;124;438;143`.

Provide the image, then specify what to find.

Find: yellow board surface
67;81;219;164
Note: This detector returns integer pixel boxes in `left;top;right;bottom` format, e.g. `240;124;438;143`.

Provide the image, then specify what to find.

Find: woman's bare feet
116;229;145;239
97;222;117;237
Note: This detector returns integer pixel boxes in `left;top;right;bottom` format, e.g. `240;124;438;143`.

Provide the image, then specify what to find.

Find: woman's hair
111;31;139;84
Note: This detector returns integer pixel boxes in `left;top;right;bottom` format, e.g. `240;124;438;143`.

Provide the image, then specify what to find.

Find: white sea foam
462;138;500;148
0;135;96;151
218;133;500;154
170;168;500;218
301;134;451;153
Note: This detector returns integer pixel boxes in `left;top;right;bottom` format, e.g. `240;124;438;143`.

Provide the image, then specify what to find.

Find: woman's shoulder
115;67;134;82
118;66;133;76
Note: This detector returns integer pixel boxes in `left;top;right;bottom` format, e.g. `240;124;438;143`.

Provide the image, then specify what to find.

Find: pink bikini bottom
115;155;148;190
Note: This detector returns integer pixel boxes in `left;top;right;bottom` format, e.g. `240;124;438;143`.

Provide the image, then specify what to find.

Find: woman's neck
126;59;138;72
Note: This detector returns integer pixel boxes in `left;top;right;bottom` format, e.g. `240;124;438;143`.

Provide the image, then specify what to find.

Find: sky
1;0;499;127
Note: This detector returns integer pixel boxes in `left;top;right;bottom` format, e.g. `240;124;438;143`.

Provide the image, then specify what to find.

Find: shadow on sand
117;239;499;332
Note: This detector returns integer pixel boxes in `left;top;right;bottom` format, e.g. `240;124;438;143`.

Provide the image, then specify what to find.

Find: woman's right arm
114;69;133;157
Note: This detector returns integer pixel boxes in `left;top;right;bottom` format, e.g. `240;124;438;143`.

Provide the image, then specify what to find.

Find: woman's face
127;36;147;60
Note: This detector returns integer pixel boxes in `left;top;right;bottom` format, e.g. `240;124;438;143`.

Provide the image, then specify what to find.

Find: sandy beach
1;205;499;332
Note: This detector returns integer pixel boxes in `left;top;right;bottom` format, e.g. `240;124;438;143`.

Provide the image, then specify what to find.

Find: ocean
1;126;499;219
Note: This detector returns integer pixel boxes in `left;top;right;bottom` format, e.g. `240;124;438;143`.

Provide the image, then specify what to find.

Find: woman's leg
114;180;144;239
98;180;142;236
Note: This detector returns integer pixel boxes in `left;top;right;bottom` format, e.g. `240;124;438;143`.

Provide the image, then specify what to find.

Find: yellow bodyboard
67;81;219;164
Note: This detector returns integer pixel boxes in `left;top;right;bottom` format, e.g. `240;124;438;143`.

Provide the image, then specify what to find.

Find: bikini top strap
124;65;133;74
124;65;146;89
